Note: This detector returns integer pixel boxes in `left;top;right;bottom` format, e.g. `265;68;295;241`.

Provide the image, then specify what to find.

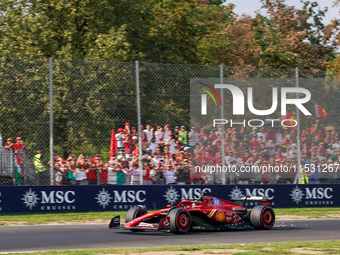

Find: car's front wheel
125;206;147;232
250;205;275;230
169;208;192;234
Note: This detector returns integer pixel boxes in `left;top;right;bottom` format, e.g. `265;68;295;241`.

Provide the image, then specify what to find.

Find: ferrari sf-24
109;193;275;234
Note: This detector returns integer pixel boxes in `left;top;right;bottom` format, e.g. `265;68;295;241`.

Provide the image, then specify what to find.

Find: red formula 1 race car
109;193;275;234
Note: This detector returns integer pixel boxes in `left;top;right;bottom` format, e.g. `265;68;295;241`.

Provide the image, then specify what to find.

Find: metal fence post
49;57;54;186
220;65;226;184
135;61;143;185
295;67;302;184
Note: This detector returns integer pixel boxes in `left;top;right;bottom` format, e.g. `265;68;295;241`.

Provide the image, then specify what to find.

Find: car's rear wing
231;196;272;207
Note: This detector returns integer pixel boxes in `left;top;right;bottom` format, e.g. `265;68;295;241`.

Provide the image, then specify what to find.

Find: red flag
283;112;297;130
110;129;117;159
315;104;328;120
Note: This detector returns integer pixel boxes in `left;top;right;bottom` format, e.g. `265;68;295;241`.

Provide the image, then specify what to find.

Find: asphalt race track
0;219;340;253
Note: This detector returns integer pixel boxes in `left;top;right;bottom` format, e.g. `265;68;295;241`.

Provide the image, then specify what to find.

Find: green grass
1;241;340;255
0;211;122;225
275;207;340;219
0;207;339;225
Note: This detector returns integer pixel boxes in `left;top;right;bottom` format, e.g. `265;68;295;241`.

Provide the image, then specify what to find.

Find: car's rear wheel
169;208;192;234
250;205;275;230
125;206;147;232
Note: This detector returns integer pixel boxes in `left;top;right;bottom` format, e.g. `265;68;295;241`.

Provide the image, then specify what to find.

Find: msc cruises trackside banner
0;184;339;213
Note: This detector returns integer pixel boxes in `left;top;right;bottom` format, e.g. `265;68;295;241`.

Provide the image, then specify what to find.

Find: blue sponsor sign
0;184;339;213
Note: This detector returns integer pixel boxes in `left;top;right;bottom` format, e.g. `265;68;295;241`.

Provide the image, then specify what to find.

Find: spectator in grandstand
304;159;320;184
193;143;202;160
157;137;165;152
275;128;283;145
151;153;159;166
121;165;130;184
132;134;138;144
59;160;70;185
67;158;77;185
54;161;63;185
130;126;137;137
158;158;165;169
249;135;260;149
155;126;163;143
75;157;89;185
247;127;257;140
183;163;191;184
215;125;224;137
107;161;125;185
131;142;140;158
163;146;171;161
128;155;137;168
100;162;108;184
175;163;187;185
140;126;149;152
123;122;133;158
188;127;198;146
144;125;153;141
266;139;277;156
130;163;141;185
164;164;176;184
172;126;180;140
4;138;14;150
116;128;125;152
256;127;266;142
330;149;340;162
142;161;153;185
66;153;77;161
163;125;172;140
176;138;185;152
179;126;188;145
87;158;103;185
116;155;123;165
148;137;157;154
165;134;176;155
13;137;25;151
154;167;165;185
208;128;217;143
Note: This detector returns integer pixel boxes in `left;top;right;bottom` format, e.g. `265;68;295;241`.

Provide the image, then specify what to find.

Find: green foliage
0;0;337;68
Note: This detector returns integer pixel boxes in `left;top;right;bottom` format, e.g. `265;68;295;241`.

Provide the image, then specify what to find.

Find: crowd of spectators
4;137;25;151
53;123;192;186
191;120;340;184
2;120;340;185
51;120;340;185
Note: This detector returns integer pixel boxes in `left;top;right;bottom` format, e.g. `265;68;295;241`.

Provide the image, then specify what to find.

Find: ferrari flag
283;112;297;130
110;129;117;159
315;104;328;120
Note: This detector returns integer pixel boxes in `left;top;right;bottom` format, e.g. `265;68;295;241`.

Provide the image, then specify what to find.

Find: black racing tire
250;205;275;230
125;206;147;223
125;206;147;232
169;208;192;234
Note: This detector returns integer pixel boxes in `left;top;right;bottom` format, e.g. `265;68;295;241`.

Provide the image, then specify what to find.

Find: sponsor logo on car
138;222;154;227
163;218;169;226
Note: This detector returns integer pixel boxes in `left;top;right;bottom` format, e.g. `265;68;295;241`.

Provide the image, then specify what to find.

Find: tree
197;14;261;66
323;0;340;73
255;0;335;69
0;0;145;60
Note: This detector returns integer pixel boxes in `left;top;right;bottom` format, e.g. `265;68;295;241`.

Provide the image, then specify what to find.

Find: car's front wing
109;215;170;231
